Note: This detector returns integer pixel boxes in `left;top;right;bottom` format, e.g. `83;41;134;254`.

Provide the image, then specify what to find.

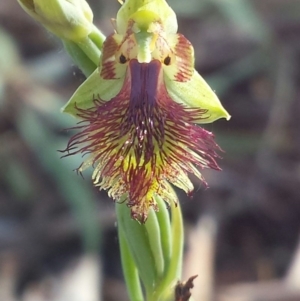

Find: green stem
89;24;106;49
77;36;102;66
118;227;144;301
62;40;97;77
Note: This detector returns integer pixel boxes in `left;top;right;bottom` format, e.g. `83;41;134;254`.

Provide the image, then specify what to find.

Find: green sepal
164;70;231;123
116;0;178;35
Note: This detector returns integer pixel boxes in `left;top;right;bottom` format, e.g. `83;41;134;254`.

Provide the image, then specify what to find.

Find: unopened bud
18;0;93;41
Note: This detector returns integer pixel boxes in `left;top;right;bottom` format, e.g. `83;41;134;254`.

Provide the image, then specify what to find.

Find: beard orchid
62;0;230;223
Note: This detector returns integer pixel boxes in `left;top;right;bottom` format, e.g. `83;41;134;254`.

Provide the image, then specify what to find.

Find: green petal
61;67;125;117
164;70;231;123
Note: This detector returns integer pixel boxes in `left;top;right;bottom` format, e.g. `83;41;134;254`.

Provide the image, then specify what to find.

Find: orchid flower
17;0;231;299
62;0;230;223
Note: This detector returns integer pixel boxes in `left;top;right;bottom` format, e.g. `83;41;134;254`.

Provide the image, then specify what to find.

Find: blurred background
1;0;300;300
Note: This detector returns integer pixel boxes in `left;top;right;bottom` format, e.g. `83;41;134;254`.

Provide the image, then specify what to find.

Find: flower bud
18;0;93;41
